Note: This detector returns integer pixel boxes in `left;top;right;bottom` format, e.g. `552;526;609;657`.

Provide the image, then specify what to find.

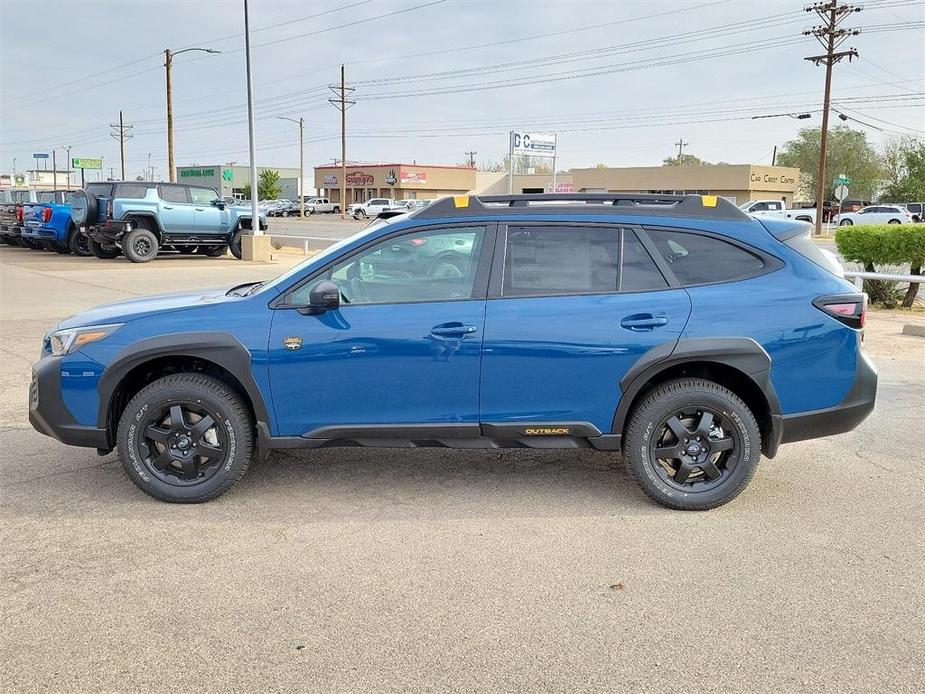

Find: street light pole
244;0;260;235
277;116;305;218
164;46;221;182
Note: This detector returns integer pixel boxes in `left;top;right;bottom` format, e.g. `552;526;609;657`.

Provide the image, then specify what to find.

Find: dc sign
510;131;557;157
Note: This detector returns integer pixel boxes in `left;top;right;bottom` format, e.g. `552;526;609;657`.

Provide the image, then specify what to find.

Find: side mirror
300;280;340;315
213;198;226;210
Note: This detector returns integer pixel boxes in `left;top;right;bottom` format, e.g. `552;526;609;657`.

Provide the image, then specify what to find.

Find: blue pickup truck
71;181;268;262
21;192;92;255
1;189;71;249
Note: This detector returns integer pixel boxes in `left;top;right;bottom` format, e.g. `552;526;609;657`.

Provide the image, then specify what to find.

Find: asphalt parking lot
1;246;923;693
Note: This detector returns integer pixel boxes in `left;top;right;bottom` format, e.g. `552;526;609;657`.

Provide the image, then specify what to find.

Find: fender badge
283;336;302;351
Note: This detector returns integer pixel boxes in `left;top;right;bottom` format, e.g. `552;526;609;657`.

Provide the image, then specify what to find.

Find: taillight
813;293;866;329
107;199;113;218
15;207;23;222
42;207;52;223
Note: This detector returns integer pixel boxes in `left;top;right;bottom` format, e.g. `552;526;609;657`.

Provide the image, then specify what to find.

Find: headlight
48;324;122;356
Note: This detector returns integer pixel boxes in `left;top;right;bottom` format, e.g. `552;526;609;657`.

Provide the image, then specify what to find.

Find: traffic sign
32;152;49;159
835;184;849;202
834;174;850;185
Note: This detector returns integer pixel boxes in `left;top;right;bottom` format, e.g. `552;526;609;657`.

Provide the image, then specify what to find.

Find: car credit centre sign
510;131;557;157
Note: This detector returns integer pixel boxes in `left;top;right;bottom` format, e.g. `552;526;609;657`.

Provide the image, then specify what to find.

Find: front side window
502;226;619;297
190;187;218;205
646;229;767;286
287;226;486;306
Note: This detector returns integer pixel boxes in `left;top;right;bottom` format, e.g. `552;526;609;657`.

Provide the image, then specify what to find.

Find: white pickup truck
301;197;340;214
739;200;816;224
348;198;398;220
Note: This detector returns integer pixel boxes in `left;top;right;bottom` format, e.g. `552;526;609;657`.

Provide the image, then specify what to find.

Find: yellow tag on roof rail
453;195;470;208
701;195;718;208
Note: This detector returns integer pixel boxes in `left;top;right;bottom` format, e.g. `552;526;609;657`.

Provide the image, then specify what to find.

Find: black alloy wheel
649;408;738;490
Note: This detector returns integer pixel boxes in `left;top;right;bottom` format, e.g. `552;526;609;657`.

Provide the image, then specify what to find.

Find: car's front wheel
230;229;244;259
839;219;853;226
117;373;254;503
623;378;761;510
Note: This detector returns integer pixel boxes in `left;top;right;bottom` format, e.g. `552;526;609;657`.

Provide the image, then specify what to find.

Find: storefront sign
346;172;374;186
400;171;428;185
180;168;216;178
511;131;556;157
323;175;338;186
547;181;573;192
72;157;102;170
385;169;398;185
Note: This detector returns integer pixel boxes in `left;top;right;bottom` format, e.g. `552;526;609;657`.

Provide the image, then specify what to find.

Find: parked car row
740;198;923;225
1;181;269;263
346;197;431;220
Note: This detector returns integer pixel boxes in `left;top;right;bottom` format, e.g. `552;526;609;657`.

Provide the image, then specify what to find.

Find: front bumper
29;357;109;449
86;219;132;245
779;348;877;444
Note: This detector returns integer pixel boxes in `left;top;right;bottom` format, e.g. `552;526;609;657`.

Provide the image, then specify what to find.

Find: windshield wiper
226;281;263;297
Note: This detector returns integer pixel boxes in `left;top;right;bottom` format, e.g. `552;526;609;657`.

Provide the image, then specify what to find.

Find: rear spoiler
756;217;812;241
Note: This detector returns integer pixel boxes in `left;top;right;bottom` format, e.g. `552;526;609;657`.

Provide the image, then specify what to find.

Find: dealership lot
1;247;923;692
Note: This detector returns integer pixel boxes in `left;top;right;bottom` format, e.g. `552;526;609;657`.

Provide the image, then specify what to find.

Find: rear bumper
87;220;132;245
29;357;109;449
779;349;877;444
0;222;23;239
21;222;57;240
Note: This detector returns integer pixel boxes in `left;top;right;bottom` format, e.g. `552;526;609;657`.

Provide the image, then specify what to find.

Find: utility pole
675;138;689;164
804;0;861;235
164;46;221;183
329;65;355;219
772;145;777;166
465;150;477;168
52;150;58;190
62;145;71;188
277;116;305;217
110;111;133;180
147;153;152;181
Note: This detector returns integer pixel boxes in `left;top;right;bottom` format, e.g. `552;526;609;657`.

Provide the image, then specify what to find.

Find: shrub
835;224;924;307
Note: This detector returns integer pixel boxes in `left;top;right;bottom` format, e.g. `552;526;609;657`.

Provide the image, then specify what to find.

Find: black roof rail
415;193;747;221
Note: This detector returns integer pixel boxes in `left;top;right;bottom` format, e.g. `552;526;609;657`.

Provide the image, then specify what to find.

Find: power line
110;111;134;180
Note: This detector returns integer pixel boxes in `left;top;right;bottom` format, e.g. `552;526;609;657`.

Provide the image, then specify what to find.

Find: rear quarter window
115;184;150;199
646;229;768;286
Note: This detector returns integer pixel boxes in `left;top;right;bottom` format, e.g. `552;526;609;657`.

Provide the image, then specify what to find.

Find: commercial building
313;161;798;206
175;164;310;200
570;164;800;206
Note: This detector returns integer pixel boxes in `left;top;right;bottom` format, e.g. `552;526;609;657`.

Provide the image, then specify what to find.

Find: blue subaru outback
29;194;876;510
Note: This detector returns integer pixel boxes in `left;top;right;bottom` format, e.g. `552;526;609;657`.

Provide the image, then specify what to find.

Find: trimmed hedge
835;224;924;307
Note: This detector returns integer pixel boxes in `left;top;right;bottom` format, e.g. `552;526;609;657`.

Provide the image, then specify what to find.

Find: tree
881;140;925;202
663;153;709;166
775;126;882;202
240;170;282;200
479;155;552;174
594;163;608;168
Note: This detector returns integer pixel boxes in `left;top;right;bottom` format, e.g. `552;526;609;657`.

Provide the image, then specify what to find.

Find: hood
56;287;244;329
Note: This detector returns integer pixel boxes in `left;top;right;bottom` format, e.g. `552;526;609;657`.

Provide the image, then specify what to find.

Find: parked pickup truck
21;193;92;255
348;198;397;220
302;197;340;214
739;200;817;224
71;181;269;262
1;189;71;249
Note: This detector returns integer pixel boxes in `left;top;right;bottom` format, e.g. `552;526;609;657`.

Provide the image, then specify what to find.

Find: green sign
222;168;233;182
180;168;216;178
72;157;102;170
834;174;850;185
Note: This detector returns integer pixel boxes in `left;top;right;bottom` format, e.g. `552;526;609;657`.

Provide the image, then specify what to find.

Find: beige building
570;164;800;206
315;163;478;204
314;162;800;207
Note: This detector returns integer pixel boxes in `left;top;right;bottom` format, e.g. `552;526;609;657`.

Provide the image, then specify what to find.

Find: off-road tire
68;227;91;256
623;378;761;511
122;228;159;263
117;373;254;503
230;229;244;259
88;238;121;259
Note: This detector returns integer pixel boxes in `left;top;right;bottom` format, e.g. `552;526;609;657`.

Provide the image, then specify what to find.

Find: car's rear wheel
68;228;91;256
230;229;244;259
839;219;853;226
122;228;159;263
88;238;121;259
888;219;901;224
117;373;254;503
353;210;366;220
623;378;761;511
23;238;45;250
332;206;340;214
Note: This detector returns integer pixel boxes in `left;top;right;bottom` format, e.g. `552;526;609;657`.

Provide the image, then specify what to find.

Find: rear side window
85;183;112;197
159;185;188;203
620;232;669;291
36;192;57;203
503;226;619;296
115;184;149;199
646;229;766;286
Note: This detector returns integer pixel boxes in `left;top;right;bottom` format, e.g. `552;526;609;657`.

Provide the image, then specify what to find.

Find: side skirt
256;421;622;458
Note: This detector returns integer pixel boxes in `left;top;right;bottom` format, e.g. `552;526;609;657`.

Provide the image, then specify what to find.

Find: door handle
431;323;478;337
194;207;205;211
620;314;668;331
162;205;174;210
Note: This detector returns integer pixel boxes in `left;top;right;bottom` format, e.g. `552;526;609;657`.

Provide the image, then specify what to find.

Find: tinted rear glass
646;229;766;286
86;183;112;197
159;185;188;203
115;184;150;199
620;232;669;291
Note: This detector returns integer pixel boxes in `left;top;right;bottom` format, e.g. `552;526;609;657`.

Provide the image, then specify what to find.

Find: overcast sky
1;0;922;181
